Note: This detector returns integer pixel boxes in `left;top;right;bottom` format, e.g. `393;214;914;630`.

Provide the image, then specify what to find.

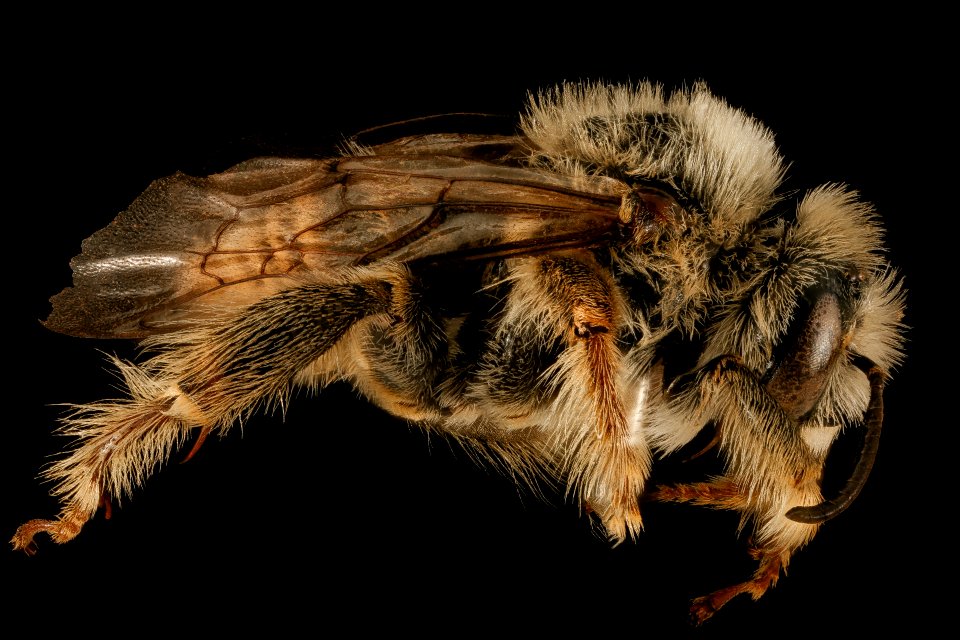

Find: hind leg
12;268;407;553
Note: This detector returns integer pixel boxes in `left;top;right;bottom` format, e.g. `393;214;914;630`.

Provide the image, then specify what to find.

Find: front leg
652;477;822;625
689;546;788;625
649;478;797;623
653;355;827;623
12;267;405;553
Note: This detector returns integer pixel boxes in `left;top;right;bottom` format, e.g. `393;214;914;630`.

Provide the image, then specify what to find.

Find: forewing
46;136;626;338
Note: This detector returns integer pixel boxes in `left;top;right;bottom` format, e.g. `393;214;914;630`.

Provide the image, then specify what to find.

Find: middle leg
507;253;650;542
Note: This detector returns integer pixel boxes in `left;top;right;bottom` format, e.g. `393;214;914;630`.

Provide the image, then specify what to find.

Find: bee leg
12;275;396;552
341;268;453;420
654;355;827;622
11;505;89;555
531;255;649;543
180;424;213;463
689;548;786;625
647;478;745;509
649;480;807;625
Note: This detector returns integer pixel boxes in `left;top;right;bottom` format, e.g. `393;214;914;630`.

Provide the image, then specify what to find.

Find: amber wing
45;134;627;339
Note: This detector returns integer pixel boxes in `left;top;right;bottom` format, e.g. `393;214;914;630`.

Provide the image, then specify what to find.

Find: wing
46;133;629;339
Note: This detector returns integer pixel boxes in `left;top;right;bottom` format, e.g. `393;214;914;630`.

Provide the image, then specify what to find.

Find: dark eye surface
764;290;845;421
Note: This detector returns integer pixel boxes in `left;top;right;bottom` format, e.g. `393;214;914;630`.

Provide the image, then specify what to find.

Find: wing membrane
46;138;627;338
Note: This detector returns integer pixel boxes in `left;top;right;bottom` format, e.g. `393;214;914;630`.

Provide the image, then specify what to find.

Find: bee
12;81;905;623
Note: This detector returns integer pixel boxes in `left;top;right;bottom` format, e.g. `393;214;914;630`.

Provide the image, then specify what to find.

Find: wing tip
44;287;147;339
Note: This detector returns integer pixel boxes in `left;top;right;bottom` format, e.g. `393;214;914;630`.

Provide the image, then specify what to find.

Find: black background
4;17;943;635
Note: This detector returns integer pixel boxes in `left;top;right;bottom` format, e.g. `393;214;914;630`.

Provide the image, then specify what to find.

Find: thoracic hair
521;82;786;227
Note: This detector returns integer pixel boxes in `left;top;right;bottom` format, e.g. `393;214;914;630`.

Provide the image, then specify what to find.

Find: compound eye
763;290;845;421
